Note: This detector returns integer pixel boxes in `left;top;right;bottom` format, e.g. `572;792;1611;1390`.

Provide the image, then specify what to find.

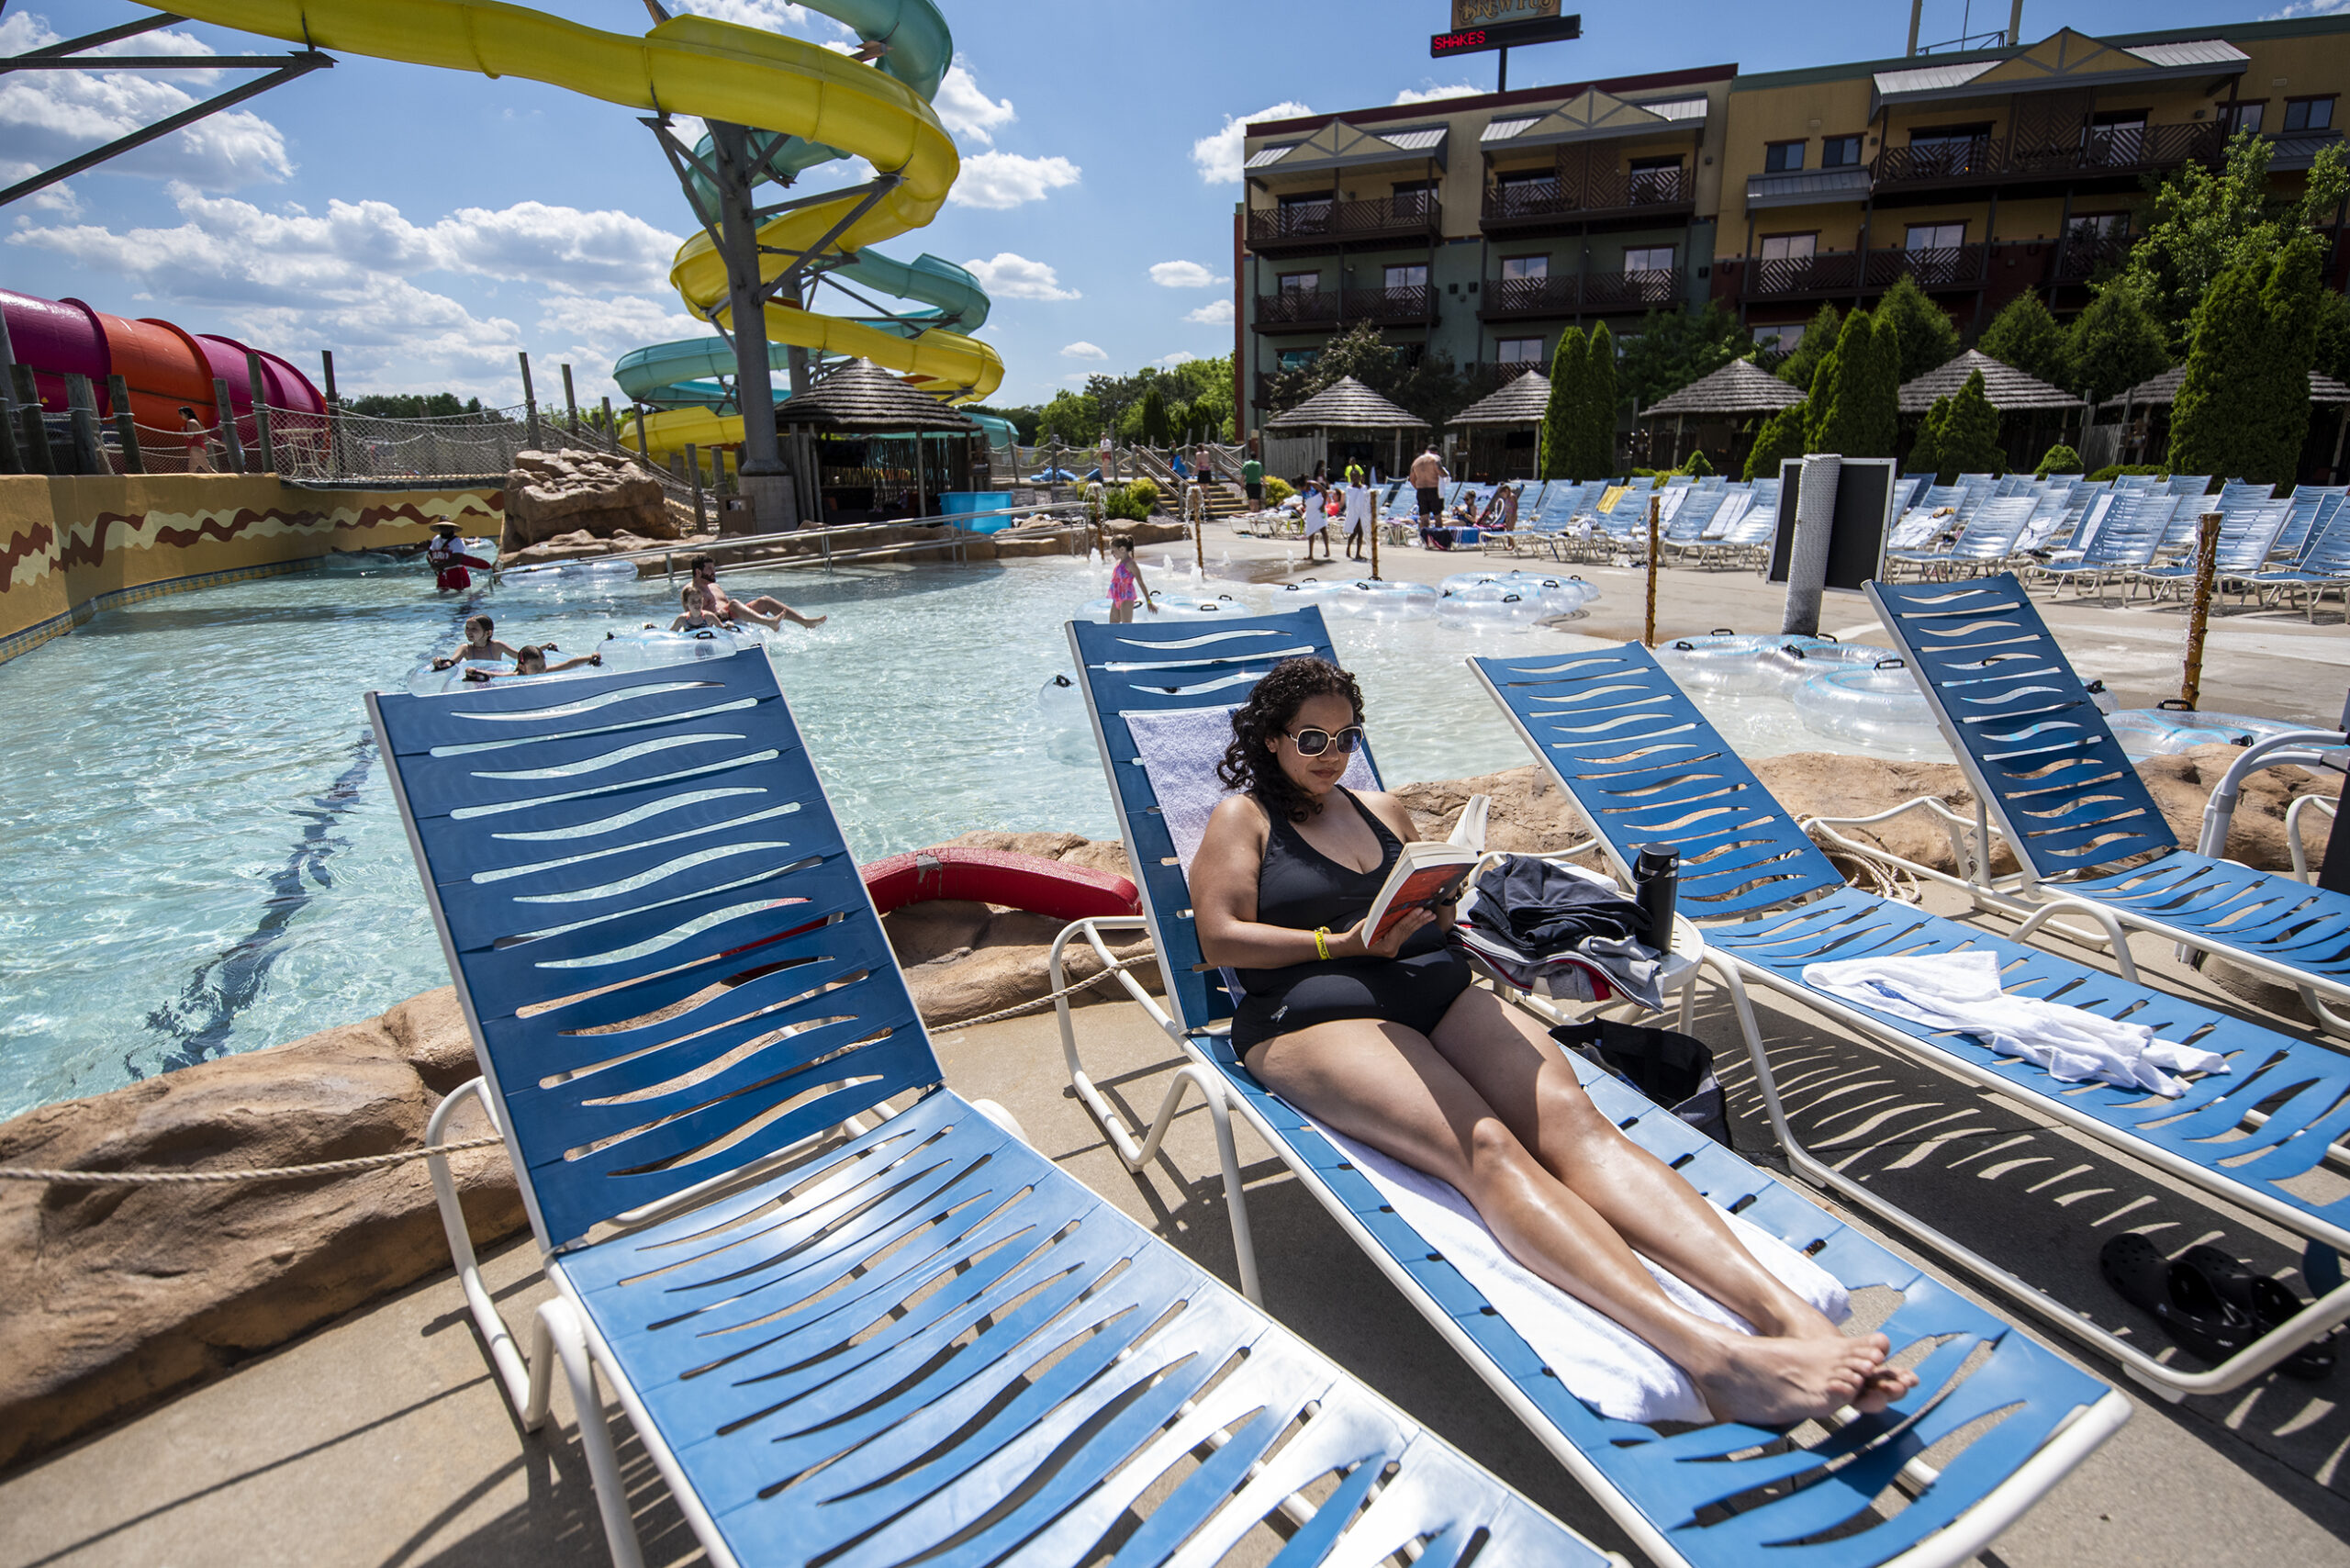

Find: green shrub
2034;443;2083;478
1679;448;1713;476
1261;475;1293;504
1124;476;1159;510
1745;400;1810;480
1102;483;1154;521
2086;464;2166;482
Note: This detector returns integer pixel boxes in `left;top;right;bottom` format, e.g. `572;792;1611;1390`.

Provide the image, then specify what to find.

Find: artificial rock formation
501;448;676;549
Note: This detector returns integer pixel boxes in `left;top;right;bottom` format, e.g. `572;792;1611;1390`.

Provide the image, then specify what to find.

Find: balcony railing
1480;164;1690;227
1872;122;2223;189
2050;230;2132;282
1245;193;1441;251
1255;288;1343;327
1742;244;1987;298
1253;286;1435;330
1482;269;1683;317
1343;284;1437;320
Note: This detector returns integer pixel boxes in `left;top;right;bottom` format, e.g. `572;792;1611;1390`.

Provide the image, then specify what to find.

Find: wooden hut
2107;365;2350;480
776;358;983;524
1261;376;1427;482
1897;350;2084;473
1449;370;1550;481
1638;359;1805;474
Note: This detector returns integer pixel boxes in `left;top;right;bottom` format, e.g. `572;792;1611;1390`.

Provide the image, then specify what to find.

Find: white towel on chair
1126;704;1375;873
1801;949;2228;1098
1322;1126;1851;1424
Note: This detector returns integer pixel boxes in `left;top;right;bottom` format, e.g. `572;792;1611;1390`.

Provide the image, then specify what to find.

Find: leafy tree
1774;302;1841;393
1938;370;2006;477
2065;277;2172;403
1874;275;1963;385
1540;327;1585;479
1035;388;1100;447
1616;302;1749;413
346;392;492;420
1260;321;1468;430
2171;239;2323;486
1745;399;1809;480
1909;394;1951;481
2125;132;2350;351
2312;287;2350;386
1979;290;2069;389
1582;322;1619;476
968;402;1042;443
2035;442;2083;477
1808;310;1897;457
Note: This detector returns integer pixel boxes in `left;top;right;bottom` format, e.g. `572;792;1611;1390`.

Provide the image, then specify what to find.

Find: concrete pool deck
6;532;2350;1564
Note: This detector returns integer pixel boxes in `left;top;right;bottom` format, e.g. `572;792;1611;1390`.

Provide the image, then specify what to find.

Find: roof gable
1483;87;1703;149
1251;118;1449;176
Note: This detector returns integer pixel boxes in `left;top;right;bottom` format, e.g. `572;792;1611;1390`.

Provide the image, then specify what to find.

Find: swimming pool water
0;551;1931;1116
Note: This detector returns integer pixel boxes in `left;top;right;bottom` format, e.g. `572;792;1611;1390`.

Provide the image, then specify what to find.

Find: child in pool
1107;533;1156;623
661;586;733;633
431;614;520;670
463;644;602;682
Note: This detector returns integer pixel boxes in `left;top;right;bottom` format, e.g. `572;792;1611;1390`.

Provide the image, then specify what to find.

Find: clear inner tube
2105;707;2314;759
1076;592;1248;622
1438;569;1596;617
502;554;641;585
1792;661;1942;752
599;624;764;671
1657;633;1898;697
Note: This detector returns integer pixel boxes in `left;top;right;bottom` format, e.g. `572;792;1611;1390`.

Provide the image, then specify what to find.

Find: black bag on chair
1550;1020;1730;1148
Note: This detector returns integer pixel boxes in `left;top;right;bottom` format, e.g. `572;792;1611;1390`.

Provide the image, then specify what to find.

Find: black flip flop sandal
2183;1245;2337;1382
2099;1232;2256;1365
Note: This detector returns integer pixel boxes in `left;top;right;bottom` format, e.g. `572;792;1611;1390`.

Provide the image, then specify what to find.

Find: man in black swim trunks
1408;443;1447;532
1184;656;1916;1428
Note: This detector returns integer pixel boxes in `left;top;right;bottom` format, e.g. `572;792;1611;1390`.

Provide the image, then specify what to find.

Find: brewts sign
1431;9;1582;58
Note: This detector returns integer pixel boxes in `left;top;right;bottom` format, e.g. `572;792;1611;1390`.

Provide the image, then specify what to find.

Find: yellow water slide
159;1;1004;456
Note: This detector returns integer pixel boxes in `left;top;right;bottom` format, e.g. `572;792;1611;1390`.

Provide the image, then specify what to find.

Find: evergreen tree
1874;274;1964;385
1979;290;2069;389
1138;385;1170;445
1582;322;1619;477
1909;395;1952;481
2065;278;2172;404
1774;302;1841;393
2035;442;2083;477
1745;400;1809;480
1938;370;2006;476
2313;286;2350;386
1867;308;1905;454
2173;241;2322;486
1680;448;1713;476
1808;310;1897;456
1540;328;1585;478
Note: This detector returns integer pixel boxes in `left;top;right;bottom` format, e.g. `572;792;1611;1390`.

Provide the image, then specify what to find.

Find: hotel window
1624;245;1677;274
1391;178;1436;216
1496;337;1546;364
1501;255;1549;279
1276;190;1333;233
1905;221;1965;252
1278;271;1321;296
1906;125;1991;177
2228;100;2266;135
1763;140;1805;173
1277;348;1320;372
1383;263;1428;295
1628;155;1684;200
2087;109;2148;164
1820;133;1864;168
1759;232;1818;261
1494;167;1556;215
1753;322;1805;355
2286;96;2336;132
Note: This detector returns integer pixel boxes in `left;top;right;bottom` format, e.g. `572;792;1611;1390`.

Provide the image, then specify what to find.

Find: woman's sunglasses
1285;724;1364;756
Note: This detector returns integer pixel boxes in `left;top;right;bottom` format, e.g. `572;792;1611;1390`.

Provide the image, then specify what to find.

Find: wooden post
0;308;21;476
12;364;52;474
1194;485;1206;571
1369;493;1382;580
1644;495;1662;647
2181;510;2222;709
519;352;542;450
64;373;106;474
560;362;579;435
634;405;650;463
211;377;246;472
714;446;732;493
244;353;275;472
599;395;615;446
320;350;343;476
686;442;707;532
106;375;142;474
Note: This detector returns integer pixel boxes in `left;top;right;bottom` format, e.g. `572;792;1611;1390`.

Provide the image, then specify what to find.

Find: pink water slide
1;287;326;442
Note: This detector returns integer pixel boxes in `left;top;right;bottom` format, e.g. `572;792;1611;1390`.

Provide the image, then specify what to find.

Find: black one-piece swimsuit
1228;787;1474;1055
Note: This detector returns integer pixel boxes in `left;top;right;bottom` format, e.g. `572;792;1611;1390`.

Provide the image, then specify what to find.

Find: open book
1360;795;1488;947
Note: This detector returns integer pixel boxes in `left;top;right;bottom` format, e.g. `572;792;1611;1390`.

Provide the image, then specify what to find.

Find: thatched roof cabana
1450;371;1552;426
775;358;981;523
1640;358;1806;418
1447;371;1550;482
1266;375;1426;431
777;357;981;432
1898;350;2082;413
1262;375;1427;479
2115;364;2350;406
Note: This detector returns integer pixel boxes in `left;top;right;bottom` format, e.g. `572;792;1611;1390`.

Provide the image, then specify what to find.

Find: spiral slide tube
159;1;1005;461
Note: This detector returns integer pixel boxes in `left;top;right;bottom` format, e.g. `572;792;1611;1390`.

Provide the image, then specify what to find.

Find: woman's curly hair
1218;656;1364;823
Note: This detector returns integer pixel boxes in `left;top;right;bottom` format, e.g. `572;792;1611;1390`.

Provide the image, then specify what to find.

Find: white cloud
2263;0;2348;13
1186;298;1237;326
1060;341;1108;360
1393;84;1483;105
673;1;817;29
1149;260;1228;288
1192;101;1314;185
1156;352;1197;368
4;184;693;401
963;252;1080;301
0;12;290;191
948;151;1080;208
934;60;1016;144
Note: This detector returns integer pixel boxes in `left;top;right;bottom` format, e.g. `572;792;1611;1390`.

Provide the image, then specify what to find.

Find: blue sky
0;0;2306;409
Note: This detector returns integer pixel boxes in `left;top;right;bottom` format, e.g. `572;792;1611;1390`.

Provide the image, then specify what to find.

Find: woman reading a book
1189;657;1913;1425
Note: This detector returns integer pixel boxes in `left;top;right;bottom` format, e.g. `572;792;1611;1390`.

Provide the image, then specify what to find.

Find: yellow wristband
1314;926;1331;961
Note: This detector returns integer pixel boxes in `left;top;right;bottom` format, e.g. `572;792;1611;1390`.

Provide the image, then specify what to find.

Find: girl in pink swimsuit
1107;533;1155;623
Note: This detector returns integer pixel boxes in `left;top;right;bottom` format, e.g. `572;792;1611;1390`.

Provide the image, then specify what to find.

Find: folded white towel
1801;948;2228;1098
1125;704;1375;874
1323;1125;1850;1424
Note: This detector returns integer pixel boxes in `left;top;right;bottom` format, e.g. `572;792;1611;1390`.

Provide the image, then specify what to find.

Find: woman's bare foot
1686;1328;1894;1426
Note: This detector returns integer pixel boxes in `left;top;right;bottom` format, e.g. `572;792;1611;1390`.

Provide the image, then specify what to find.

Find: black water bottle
1632;844;1680;951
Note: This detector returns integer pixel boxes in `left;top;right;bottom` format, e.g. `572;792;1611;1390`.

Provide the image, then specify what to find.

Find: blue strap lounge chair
1056;610;2128;1568
1864;573;2350;1035
1472;642;2350;1399
370;649;1611;1568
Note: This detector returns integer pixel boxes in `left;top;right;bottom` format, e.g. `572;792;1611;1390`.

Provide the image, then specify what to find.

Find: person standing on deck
1409;444;1447;530
1241;451;1265;509
180;407;216;473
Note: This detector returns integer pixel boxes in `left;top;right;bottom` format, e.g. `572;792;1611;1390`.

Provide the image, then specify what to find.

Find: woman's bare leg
1427;987;1917;1409
1248;1018;1892;1424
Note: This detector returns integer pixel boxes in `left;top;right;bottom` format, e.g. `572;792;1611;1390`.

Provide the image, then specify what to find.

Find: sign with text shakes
1432;9;1582;59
